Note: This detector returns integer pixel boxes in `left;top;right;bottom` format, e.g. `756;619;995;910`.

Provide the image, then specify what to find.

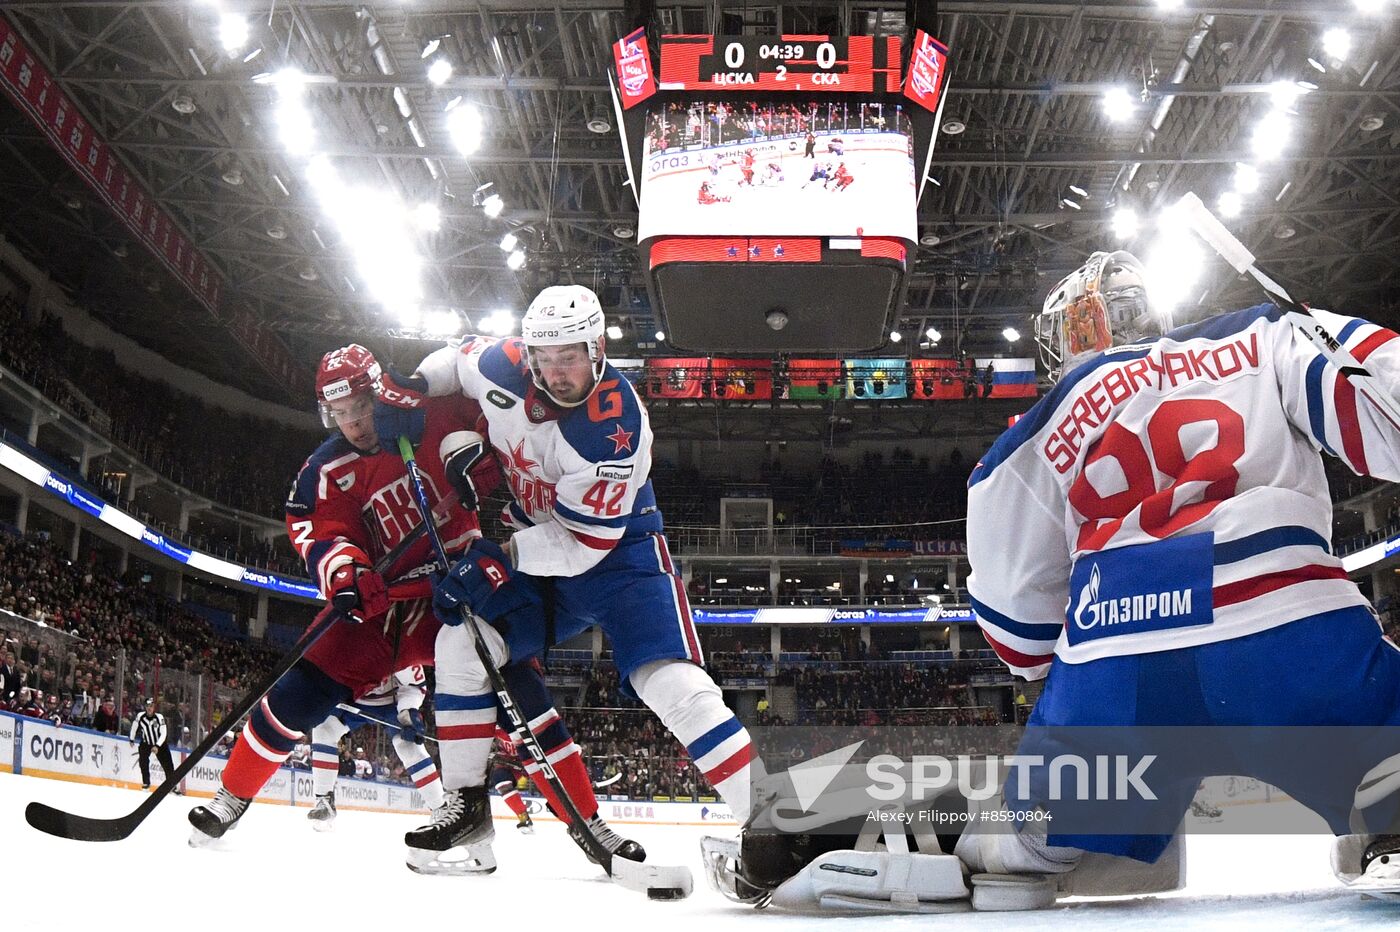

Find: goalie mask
1034;251;1168;381
520;285;606;407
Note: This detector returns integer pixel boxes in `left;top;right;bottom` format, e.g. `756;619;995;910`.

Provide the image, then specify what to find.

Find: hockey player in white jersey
374;285;755;870
955;250;1400;902
307;665;443;830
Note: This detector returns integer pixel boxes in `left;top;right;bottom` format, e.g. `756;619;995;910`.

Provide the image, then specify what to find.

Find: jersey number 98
1069;398;1245;552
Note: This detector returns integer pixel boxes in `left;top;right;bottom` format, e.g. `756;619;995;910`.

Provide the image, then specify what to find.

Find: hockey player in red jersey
188;344;639;875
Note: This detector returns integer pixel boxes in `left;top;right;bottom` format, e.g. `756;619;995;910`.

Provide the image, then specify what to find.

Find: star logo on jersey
508;440;539;475
606;424;634;454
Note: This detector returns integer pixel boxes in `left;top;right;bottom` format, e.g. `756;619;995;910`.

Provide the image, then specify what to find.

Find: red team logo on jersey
503;439;556;518
363;473;448;552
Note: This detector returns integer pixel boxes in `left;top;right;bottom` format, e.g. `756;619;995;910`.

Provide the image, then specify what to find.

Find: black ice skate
188;788;252;847
1362;835;1400;882
307;791;337;831
404;787;496;875
570;813;646;867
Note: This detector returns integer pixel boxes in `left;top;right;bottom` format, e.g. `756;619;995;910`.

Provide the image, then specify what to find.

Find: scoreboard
657;35;903;93
609;29;952;355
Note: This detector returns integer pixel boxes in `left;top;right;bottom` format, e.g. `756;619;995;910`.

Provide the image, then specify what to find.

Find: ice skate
569;813;645;866
188;788;252;847
516;810;535;834
307;791;336;831
404;787;496;875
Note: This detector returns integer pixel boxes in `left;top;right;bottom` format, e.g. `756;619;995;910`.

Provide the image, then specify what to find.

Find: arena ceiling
1;0;1398;415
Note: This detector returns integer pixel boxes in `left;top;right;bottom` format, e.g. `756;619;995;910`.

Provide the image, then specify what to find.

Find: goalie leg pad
767;850;972;913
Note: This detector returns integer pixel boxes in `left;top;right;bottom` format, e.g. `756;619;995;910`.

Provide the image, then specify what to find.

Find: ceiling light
1217;190;1243;218
172;94;197;114
221;167;243;185
482;194;504;218
299;266;319;281
445;104;483;156
242;47;262;64
1360;114;1386;131
1143;232;1204;312
612;223;635;239
421;39;441;59
1251;111;1290;159
1156;0;1184;8
1274;225;1296;240
425;309;461;336
427;58;453;86
919;232;941;246
586;116;612;134
499;232;518;252
1061;198;1082;210
1002;327;1021;342
1354;0;1386;13
413;203;441;232
1111;207;1139;239
925;327;942;342
63;194;82;209
655;330;666;341
1102;87;1135;122
1069;184;1089;198
218;13;248;53
941;119;966;135
266;223;287;240
889;330;903;343
606;325;624;340
479;310;516;336
112;243;129;258
1233;162;1260;193
506;249;525;270
1268;80;1305;110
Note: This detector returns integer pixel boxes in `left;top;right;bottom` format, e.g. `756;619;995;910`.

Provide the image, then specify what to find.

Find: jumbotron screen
636;98;916;243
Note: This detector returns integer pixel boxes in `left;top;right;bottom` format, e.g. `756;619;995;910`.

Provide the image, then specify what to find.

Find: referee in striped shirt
130;697;176;790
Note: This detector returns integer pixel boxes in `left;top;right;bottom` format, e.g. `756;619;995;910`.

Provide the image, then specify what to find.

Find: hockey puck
647;887;686;901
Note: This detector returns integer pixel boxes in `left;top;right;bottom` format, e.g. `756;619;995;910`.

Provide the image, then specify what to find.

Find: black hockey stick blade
25;521;431;841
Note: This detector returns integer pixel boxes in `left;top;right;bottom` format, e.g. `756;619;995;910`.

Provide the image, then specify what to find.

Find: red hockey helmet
315;343;382;428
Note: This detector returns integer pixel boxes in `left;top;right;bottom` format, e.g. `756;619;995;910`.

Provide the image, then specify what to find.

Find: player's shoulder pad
476;336;532;399
285;434;358;516
559;363;645;464
1163;302;1282;344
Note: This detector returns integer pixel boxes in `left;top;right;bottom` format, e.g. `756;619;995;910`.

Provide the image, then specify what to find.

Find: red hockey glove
327;563;389;623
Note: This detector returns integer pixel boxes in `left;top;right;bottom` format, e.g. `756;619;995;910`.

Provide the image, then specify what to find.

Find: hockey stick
24;521;431;842
396;437;693;900
1174;192;1400;430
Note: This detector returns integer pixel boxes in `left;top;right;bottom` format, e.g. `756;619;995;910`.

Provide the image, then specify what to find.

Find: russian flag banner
972;357;1038;398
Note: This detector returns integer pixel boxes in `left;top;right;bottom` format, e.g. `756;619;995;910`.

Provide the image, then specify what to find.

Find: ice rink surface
5;773;1400;932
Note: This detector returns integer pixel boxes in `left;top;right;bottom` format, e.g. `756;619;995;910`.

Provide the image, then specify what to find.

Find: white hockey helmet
1034;250;1167;381
520;284;607;407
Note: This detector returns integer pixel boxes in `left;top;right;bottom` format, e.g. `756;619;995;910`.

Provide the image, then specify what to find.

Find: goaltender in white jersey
954;250;1400;904
968;299;1394;677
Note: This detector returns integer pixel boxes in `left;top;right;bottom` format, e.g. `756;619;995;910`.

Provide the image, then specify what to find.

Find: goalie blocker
700;765;1184;913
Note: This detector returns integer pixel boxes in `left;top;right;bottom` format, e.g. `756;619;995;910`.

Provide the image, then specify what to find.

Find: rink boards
0;710;740;825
